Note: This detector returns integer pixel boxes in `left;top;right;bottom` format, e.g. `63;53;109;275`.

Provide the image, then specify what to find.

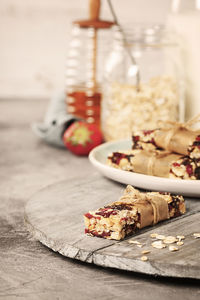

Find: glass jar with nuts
101;24;185;141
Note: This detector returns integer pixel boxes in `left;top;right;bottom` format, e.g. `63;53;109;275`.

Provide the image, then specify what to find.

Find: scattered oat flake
177;241;184;246
142;250;151;254
137;244;144;248
193;233;200;238
163;236;178;244
169;245;179;252
151;241;166;249
128;240;141;245
150;233;158;238
141;256;148;261
177;235;185;240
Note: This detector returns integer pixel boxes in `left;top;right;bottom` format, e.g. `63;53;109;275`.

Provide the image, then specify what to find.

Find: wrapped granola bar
154;128;200;158
84;185;186;240
107;150;200;180
132;115;200;159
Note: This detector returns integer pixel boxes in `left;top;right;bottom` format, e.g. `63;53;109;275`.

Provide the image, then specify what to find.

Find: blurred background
0;0;172;100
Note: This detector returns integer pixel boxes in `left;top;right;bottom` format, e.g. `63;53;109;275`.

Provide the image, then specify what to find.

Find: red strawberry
63;121;103;156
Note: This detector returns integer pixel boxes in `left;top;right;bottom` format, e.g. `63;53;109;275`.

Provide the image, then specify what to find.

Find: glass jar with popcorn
101;24;185;141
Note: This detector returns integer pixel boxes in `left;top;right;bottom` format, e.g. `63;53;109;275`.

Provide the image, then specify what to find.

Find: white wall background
0;0;172;99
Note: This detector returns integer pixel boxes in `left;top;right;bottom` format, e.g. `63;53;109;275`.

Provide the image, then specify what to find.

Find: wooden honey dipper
74;0;115;93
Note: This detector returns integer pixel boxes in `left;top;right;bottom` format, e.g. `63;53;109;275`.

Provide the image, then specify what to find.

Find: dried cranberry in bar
107;150;136;171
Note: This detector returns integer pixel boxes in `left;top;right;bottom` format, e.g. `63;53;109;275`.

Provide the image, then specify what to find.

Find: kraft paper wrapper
154;128;200;156
120;186;169;228
153;114;200;155
136;196;169;228
131;151;181;178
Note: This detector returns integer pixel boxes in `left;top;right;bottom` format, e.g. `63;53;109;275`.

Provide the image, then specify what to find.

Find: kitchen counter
0;98;199;300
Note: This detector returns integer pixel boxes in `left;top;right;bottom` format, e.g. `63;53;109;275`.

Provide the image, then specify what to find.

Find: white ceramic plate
89;139;200;197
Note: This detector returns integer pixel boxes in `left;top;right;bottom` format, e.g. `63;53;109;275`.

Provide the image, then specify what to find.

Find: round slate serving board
25;175;200;279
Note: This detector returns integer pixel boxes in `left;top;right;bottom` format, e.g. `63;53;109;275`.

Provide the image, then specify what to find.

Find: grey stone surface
0;98;200;300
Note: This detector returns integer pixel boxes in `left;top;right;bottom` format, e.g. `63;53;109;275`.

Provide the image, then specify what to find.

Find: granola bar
84;185;186;240
154;127;200;157
107;150;136;172
107;150;200;180
188;135;200;159
132;129;159;151
169;156;200;179
132;128;200;159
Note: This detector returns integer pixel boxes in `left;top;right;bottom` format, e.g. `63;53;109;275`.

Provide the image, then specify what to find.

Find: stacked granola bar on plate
107;120;200;180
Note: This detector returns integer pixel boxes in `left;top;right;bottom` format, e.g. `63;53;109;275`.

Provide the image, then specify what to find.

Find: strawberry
63;121;103;156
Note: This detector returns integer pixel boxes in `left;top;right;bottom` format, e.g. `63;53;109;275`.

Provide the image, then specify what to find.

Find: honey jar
65;0;114;128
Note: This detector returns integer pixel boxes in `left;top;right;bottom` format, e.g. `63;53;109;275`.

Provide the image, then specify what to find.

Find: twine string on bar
157;113;200;151
120;185;169;227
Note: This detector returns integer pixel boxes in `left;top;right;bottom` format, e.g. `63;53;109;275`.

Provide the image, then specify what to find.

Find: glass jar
66;26;101;127
101;24;185;141
65;0;113;129
167;0;200;120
